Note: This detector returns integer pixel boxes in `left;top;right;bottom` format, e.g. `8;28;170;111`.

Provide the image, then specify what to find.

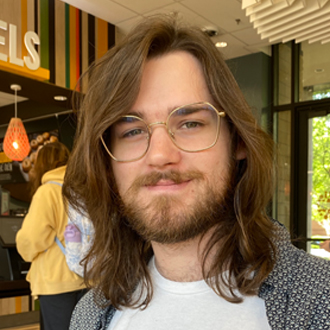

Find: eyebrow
126;105;183;119
125;110;145;118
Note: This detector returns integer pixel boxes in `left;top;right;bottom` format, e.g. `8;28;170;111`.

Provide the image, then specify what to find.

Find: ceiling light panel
242;0;330;44
266;10;330;42
242;0;261;10
253;0;305;28
282;20;330;43
246;0;274;15
249;0;296;23
256;1;323;33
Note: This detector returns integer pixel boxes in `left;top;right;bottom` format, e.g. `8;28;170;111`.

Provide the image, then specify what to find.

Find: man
63;15;330;330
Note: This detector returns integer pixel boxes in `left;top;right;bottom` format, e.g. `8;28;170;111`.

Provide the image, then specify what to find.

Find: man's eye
181;121;202;129
123;128;145;138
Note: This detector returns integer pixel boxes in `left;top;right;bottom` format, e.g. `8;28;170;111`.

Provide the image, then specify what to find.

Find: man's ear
236;141;247;160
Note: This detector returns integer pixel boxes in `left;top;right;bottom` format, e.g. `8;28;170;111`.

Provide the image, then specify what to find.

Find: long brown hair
30;141;70;196
63;15;276;309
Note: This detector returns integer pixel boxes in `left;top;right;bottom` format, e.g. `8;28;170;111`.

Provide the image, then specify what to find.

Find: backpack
64;205;94;277
47;181;94;277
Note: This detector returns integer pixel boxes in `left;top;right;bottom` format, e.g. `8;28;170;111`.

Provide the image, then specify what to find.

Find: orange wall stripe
69;5;76;89
96;18;108;59
15;296;22;313
21;0;28;58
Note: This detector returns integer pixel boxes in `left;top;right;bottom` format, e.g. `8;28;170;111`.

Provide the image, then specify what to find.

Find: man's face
111;51;236;244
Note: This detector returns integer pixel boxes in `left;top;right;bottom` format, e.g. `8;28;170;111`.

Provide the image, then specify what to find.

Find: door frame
292;101;330;250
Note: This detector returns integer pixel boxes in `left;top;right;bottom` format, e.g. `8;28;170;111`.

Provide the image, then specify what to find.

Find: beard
119;166;236;245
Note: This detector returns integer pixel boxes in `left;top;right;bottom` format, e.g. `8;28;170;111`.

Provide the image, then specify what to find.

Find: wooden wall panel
69;5;76;90
21;0;28;58
0;296;29;315
0;0;22;58
65;3;70;88
0;0;116;89
81;11;89;93
81;12;89;75
26;0;34;32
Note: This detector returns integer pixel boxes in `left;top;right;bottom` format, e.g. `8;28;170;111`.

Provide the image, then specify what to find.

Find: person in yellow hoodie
16;141;87;330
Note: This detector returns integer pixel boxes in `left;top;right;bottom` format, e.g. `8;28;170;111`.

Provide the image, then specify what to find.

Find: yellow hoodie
16;165;86;296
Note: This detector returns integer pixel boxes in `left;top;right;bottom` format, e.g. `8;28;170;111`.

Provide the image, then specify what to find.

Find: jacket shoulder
70;289;115;330
294;248;330;287
262;223;330;329
42;165;66;184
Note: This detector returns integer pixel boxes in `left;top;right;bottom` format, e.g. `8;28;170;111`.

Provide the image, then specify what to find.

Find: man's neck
151;229;216;282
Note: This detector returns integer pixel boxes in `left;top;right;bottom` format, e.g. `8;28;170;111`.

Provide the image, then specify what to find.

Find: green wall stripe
40;0;49;69
65;3;70;89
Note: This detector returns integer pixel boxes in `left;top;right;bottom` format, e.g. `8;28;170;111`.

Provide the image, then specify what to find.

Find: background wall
0;0;115;90
227;52;272;133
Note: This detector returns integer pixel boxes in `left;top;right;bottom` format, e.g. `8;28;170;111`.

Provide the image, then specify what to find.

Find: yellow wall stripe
0;60;50;80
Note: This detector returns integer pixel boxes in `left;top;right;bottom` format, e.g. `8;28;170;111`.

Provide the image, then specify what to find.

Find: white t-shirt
108;258;271;330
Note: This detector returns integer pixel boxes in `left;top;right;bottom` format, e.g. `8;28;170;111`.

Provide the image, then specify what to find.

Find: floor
2;325;39;330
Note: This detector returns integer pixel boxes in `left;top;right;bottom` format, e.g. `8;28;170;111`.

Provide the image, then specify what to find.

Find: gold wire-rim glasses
100;101;226;162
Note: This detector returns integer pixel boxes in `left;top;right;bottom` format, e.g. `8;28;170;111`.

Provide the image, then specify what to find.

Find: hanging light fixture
3;84;30;161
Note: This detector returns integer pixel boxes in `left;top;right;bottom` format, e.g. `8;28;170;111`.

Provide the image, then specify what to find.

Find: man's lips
128;169;204;193
145;179;191;190
146;179;187;187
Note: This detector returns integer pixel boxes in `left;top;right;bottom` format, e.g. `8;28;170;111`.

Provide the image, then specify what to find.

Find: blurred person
64;15;330;330
16;142;87;330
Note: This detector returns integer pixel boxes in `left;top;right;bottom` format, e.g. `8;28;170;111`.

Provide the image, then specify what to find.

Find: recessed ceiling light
54;95;67;101
314;68;324;73
215;41;227;48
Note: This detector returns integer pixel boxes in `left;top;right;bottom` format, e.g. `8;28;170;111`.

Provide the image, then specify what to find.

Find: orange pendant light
3;85;30;161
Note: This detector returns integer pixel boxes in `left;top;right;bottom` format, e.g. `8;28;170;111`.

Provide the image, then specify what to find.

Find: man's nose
145;124;181;168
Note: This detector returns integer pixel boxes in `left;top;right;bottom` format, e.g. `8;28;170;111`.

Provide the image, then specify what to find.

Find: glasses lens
104;116;149;161
168;103;220;151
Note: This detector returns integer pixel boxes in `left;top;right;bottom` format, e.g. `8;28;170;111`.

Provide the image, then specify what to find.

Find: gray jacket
69;221;330;329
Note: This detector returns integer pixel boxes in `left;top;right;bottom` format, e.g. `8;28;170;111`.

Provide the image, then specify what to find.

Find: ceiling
58;0;330;90
0;70;73;127
1;0;270;116
0;92;27;108
0;0;274;120
1;0;329;125
60;0;273;60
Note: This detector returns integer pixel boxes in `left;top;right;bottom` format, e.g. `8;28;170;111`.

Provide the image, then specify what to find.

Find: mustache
130;170;205;189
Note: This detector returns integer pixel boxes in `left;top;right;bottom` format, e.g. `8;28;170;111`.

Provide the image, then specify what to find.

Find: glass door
307;112;330;259
294;104;330;260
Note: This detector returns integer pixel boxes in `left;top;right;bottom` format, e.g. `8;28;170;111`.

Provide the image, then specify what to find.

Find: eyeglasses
101;102;226;162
